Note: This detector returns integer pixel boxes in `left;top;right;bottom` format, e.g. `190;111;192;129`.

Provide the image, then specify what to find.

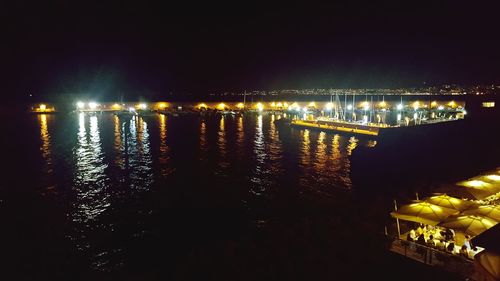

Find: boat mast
352;92;356;121
243;90;246;109
344;92;347;121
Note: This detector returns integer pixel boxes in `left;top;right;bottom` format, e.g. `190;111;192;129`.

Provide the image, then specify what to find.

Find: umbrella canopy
462;205;500;222
457;179;500;199
438;215;498;237
424;194;476;211
435;182;498;200
391;202;459;226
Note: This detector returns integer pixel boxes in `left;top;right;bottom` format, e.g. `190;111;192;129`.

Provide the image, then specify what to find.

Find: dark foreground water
1;112;474;280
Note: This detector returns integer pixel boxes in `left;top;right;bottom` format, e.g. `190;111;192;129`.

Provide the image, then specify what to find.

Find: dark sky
2;1;499;101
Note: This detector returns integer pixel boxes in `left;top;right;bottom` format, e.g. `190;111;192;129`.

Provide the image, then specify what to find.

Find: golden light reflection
332;134;341;161
315;132;328;171
346;136;358;156
236;116;244;147
218;116;226;158
38;114;53;176
300;129;311;167
159;114;172;176
113;115;123;167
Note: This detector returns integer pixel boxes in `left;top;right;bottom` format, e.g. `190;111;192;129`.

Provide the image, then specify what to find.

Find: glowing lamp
347;104;353;110
77;102;85;109
39;104;46;111
412;101;420;110
88;102;98;110
217;103;226;110
236;103;244;109
256;103;264;111
325;102;334;111
397;104;403;110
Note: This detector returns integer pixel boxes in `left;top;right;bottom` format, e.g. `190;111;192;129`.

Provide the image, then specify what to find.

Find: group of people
405;223;476;258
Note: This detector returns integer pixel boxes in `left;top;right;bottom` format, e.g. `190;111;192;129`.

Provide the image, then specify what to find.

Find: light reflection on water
127;116;153;191
38;114;53;186
158;114;173;176
73;114;110;225
33;112;377;271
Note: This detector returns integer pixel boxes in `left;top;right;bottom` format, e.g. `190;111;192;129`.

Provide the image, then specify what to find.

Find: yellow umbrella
457;179;500;198
438;181;498;200
461;205;500;222
438;215;498;237
424;194;476;211
391;201;459;226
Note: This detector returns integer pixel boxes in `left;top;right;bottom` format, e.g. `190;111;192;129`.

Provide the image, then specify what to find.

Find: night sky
2;1;499;101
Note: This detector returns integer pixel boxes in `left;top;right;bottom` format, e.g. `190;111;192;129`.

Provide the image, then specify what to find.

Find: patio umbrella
435;183;497;200
424;194;476;211
461;205;500;222
438;215;498;237
391;201;459;226
457;180;500;199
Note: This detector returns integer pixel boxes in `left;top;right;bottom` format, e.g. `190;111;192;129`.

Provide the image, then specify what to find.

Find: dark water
1;112;466;280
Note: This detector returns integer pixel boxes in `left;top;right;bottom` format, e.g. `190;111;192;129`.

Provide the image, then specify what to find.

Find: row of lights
76;102;169;111
196;101;458;112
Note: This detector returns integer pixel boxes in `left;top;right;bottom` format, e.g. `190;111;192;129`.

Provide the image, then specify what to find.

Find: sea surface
1;112;473;280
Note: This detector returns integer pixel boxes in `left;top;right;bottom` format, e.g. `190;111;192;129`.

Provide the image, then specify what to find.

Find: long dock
290;119;382;136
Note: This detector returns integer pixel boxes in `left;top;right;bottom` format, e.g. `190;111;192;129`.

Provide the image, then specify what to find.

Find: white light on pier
88;102;98;110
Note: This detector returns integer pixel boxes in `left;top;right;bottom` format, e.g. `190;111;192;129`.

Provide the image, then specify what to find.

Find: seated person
460;245;468;257
416;225;424;236
417;234;426;245
463;235;471;251
409;229;416;240
446;242;455;253
436;240;446;250
406;232;414;242
426;235;435;247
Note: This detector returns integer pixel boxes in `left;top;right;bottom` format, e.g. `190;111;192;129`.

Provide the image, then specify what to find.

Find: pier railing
389;237;475;278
